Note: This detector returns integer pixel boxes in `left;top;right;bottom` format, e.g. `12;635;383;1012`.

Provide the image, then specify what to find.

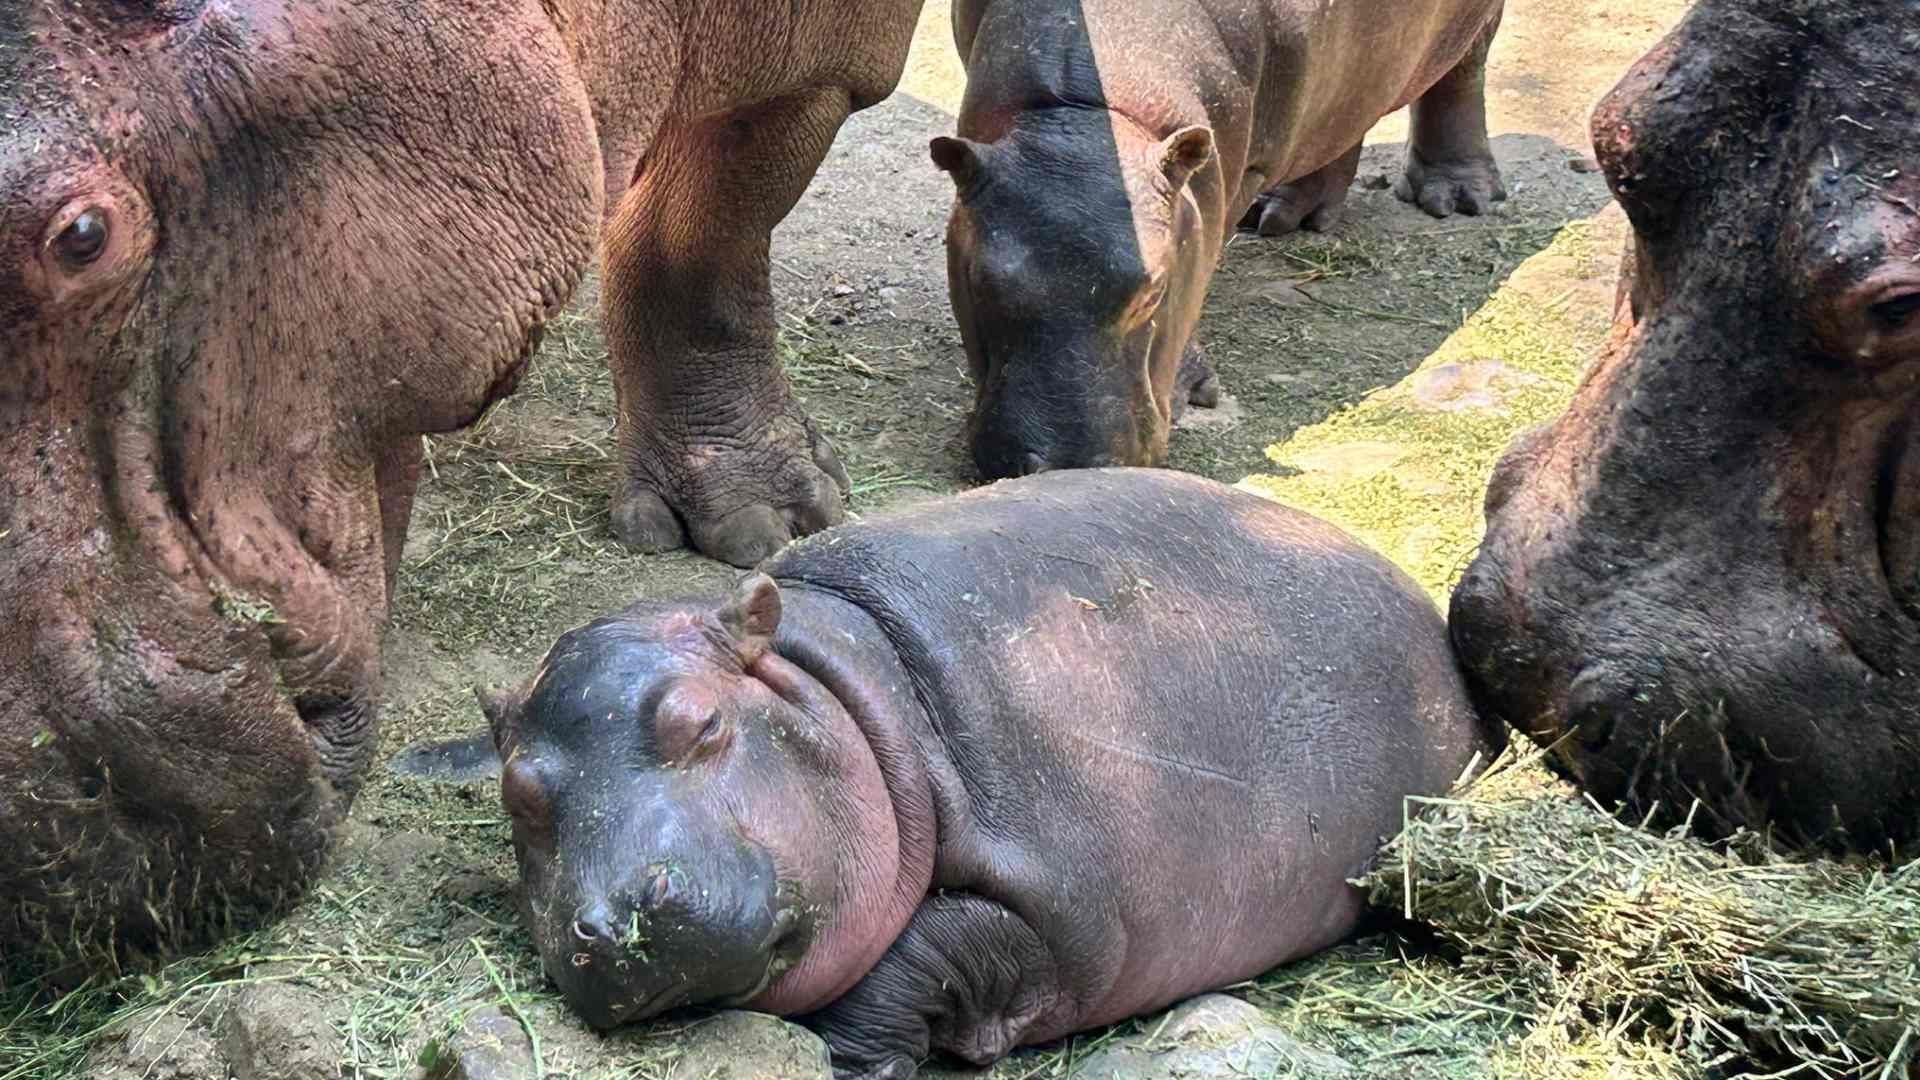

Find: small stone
424;1006;536;1080
219;983;343;1080
831;284;855;297
877;286;903;302
1067;993;1355;1079
1361;172;1394;191
87;1011;229;1080
1568;156;1602;173
669;1010;833;1080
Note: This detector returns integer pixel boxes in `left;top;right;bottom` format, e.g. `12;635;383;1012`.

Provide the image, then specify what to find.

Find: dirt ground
5;1;1703;1077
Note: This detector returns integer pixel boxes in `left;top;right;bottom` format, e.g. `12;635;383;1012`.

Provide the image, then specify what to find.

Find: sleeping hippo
936;0;1507;479
471;469;1500;1077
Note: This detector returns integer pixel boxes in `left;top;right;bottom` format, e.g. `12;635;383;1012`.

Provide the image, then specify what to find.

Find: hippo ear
1158;125;1216;190
930;136;987;188
718;572;783;663
475;684;524;750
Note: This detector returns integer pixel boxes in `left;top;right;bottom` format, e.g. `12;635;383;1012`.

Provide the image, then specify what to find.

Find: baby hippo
481;468;1499;1078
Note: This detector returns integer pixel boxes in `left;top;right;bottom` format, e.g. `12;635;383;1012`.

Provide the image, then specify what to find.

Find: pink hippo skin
0;0;919;973
935;0;1506;479
473;469;1503;1078
1451;0;1920;855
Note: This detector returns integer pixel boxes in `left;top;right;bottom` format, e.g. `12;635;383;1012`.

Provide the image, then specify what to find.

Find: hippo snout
540;842;809;1029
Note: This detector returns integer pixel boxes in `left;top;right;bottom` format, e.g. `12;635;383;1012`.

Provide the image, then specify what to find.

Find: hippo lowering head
936;0;1505;479
1451;0;1920;852
0;2;600;965
478;468;1496;1077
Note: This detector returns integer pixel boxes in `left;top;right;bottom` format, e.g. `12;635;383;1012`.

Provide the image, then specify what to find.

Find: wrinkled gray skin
469;470;1500;1079
937;0;1506;479
1451;0;1920;853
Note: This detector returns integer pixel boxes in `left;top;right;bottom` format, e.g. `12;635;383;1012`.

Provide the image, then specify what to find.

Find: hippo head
1;2;601;965
486;574;904;1028
932;114;1218;478
1450;0;1920;852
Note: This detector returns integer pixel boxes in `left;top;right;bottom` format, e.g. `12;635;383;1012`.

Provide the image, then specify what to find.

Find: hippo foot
1395;148;1507;219
1171;342;1221;423
612;410;850;567
1239;188;1347;237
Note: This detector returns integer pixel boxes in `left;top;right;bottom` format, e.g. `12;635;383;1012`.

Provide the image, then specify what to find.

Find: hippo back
764;468;1494;1032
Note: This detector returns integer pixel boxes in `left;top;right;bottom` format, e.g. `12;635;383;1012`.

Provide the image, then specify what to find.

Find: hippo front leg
602;89;856;568
801;894;1065;1080
1397;6;1508;218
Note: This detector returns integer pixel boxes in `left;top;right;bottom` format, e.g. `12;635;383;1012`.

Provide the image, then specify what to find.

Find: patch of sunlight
898;0;966;116
1238;209;1624;604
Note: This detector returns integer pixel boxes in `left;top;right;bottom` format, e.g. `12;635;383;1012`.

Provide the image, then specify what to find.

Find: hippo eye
52;209;111;268
1869;293;1920;331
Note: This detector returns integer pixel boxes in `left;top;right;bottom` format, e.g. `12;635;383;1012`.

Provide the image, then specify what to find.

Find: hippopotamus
1450;0;1920;854
934;0;1507;479
1;0;920;972
474;469;1500;1078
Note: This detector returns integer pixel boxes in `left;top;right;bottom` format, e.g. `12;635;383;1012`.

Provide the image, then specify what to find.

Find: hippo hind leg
603;89;857;568
1397;8;1507;218
1238;142;1363;238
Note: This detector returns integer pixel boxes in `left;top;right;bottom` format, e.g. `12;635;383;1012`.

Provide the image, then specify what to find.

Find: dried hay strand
1363;744;1920;1079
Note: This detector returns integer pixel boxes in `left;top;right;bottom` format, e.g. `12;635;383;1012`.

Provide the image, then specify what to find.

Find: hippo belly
769;468;1495;1058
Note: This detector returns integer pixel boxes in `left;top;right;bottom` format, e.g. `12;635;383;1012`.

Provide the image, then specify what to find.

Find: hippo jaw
1450;0;1920;853
934;113;1217;478
1;1;604;967
492;575;915;1026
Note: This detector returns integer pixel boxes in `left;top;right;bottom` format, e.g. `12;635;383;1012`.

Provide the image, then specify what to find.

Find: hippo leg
1172;340;1222;423
1238;142;1364;238
603;89;856;567
802;894;1063;1080
1396;7;1507;218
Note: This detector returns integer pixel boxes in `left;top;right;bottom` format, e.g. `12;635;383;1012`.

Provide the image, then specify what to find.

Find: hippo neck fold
757;584;945;1007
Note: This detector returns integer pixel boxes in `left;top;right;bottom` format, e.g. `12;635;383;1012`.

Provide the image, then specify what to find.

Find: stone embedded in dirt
86;1011;230;1080
668;1010;833;1080
424;1006;538;1080
219;982;345;1080
1287;440;1410;482
1175;392;1245;431
1407;360;1544;414
1065;993;1355;1080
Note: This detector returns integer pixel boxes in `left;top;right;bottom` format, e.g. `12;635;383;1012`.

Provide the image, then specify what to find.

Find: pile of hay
1363;748;1920;1078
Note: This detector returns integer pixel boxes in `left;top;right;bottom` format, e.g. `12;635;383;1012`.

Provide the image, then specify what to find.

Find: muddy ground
7;1;1702;1077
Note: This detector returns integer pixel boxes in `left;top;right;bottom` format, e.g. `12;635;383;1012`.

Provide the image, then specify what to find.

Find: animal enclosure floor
4;2;1728;1077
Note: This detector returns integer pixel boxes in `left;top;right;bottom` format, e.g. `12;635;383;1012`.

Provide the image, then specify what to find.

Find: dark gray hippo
470;469;1501;1078
1450;0;1920;854
936;0;1507;479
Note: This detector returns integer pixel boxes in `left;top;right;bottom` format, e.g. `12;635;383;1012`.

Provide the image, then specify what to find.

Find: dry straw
1363;744;1920;1078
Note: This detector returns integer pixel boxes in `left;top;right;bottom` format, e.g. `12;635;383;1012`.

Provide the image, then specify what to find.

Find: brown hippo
471;469;1501;1078
934;0;1506;480
0;0;919;972
1450;0;1920;853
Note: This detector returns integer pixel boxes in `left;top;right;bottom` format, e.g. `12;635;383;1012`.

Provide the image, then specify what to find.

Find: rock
1175;393;1244;431
220;982;345;1080
1066;993;1355;1080
86;1011;229;1080
424;1006;537;1080
669;1010;833;1080
1407;360;1544;414
1568;156;1602;173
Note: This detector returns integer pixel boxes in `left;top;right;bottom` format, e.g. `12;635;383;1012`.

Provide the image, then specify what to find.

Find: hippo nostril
571;902;618;944
643;865;676;910
1019;452;1049;477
